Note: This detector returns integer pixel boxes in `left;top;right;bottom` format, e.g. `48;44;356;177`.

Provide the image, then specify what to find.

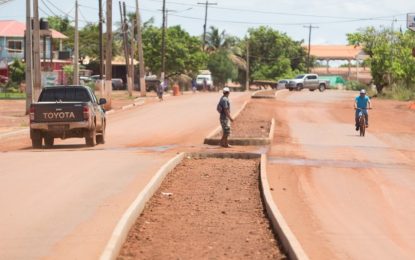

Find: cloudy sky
1;0;415;44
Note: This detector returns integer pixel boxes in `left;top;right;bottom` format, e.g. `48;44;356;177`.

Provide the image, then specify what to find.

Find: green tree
63;65;74;84
142;24;207;77
244;26;307;81
9;59;25;83
205;26;238;52
347;27;415;94
207;50;238;87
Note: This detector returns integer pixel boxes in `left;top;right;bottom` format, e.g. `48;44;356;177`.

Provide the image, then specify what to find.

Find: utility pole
198;1;217;51
304;24;318;73
25;0;33;114
32;0;41;101
123;2;132;96
73;0;79;85
105;0;113;108
119;1;131;95
136;0;146;96
161;0;166;81
98;0;104;97
130;22;135;96
246;40;249;91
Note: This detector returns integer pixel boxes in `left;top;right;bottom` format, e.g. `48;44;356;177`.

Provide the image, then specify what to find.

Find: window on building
7;40;23;54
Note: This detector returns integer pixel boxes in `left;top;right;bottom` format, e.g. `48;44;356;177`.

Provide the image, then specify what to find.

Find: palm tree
205;26;247;72
205;26;234;52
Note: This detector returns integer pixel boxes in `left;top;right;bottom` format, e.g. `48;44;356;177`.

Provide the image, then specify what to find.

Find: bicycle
356;107;371;137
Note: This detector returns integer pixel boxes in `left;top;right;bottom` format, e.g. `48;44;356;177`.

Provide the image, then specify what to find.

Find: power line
43;0;74;18
198;1;217;50
147;0;407;21
0;0;14;5
167;12;407;27
40;0;60;17
79;7;92;24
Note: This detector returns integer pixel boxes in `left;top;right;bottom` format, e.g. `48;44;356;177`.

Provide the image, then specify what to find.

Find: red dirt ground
117;158;285;260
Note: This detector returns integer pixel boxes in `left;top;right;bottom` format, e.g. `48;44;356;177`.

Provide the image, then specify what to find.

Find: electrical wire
40;0;60;17
145;0;408;21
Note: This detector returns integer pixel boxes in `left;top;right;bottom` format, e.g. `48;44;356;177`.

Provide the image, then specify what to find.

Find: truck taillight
83;106;89;120
30;105;35;122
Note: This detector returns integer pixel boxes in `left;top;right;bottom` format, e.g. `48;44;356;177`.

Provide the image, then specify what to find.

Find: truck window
86;88;98;104
295;75;305;79
39;88;91;102
307;75;317;80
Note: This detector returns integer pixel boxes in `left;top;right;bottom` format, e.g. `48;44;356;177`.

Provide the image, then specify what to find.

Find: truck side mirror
99;98;107;105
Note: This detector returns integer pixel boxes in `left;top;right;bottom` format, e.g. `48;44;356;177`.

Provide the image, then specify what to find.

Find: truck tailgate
33;102;86;123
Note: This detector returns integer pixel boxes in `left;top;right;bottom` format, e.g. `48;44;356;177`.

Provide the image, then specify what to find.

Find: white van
195;74;213;90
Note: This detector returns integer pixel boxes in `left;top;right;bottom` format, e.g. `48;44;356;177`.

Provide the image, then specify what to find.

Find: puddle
268;157;408;169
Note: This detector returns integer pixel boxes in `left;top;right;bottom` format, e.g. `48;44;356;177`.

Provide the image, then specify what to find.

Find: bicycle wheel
359;116;365;136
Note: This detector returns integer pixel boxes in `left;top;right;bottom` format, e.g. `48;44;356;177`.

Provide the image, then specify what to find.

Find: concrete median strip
251;89;277;99
204;90;284;146
100;153;185;260
204;118;275;146
100;152;308;260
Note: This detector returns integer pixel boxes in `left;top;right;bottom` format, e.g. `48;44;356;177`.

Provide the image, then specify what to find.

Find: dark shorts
220;118;231;136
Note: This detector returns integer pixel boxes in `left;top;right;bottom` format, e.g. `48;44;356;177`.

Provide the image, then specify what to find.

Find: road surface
0;92;250;259
267;90;415;259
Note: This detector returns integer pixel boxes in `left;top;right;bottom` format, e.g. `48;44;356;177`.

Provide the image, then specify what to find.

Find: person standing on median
217;87;234;148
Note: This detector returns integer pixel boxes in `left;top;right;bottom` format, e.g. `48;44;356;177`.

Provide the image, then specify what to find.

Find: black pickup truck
29;85;107;148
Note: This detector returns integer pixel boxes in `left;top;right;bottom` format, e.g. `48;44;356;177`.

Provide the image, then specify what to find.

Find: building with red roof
0;20;70;78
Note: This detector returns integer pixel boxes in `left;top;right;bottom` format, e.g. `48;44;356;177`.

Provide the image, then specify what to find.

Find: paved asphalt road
0;92;250;259
267;90;415;259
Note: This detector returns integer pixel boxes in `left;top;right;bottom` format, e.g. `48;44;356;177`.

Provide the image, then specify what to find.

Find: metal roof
0;20;68;39
305;45;367;60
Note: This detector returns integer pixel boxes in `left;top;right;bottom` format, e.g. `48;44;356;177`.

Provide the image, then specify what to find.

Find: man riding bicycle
354;89;372;131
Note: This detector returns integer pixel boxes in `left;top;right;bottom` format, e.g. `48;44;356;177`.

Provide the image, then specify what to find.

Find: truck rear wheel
319;84;326;92
31;130;42;149
44;135;54;148
96;123;106;144
85;128;96;147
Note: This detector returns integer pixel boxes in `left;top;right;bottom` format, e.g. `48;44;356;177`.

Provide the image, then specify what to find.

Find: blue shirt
355;95;370;109
219;96;230;120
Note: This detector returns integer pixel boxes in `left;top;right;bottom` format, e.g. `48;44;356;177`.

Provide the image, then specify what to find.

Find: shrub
382;84;415;101
345;80;367;91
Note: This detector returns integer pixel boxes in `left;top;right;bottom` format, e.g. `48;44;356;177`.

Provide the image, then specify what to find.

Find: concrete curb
0;128;29;140
251;89;277;99
105;98;146;115
100;153;186;260
121;99;145;110
204;118;275;146
260;154;309;260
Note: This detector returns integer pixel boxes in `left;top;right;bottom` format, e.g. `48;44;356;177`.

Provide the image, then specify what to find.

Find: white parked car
195;74;213;90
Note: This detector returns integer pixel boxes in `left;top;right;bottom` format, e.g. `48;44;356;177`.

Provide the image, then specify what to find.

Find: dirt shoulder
118;157;285;260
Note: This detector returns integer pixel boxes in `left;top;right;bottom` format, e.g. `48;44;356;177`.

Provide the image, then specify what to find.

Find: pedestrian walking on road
217;87;234;148
157;80;166;101
191;79;196;93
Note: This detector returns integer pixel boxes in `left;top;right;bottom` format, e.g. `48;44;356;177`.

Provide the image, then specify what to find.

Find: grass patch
0;93;26;99
380;85;415;101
